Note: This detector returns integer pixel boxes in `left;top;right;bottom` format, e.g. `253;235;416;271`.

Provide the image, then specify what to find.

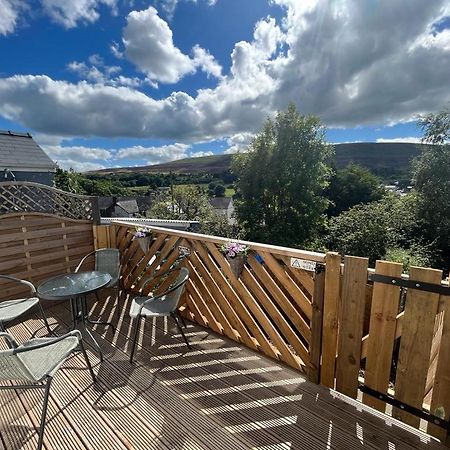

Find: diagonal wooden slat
258;251;312;320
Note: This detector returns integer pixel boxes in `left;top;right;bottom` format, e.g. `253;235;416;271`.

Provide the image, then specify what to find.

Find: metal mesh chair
75;248;121;318
0;275;53;336
129;267;190;362
0;330;96;450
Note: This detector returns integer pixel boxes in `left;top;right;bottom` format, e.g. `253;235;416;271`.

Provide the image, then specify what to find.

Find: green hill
92;142;425;177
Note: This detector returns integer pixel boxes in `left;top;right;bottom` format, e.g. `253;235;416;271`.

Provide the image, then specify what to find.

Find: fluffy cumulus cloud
42;145;113;171
0;0;25;35
116;143;190;164
0;0;449;145
41;0;118;28
120;7;222;84
122;7;196;84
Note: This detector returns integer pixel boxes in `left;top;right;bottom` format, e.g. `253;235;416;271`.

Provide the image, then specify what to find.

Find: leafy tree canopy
413;107;450;269
147;185;234;237
233;104;333;248
326;164;385;216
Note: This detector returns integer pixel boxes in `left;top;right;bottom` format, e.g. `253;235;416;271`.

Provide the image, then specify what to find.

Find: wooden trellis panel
0;181;99;222
0;212;94;301
110;222;326;373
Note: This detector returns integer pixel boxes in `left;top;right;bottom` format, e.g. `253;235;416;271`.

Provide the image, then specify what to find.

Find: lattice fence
102;222;327;375
0;181;99;222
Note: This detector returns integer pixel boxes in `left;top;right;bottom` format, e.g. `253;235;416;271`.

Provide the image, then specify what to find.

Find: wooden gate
321;256;450;443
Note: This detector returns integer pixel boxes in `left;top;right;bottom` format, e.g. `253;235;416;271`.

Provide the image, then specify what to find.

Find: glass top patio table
37;271;112;361
37;271;112;300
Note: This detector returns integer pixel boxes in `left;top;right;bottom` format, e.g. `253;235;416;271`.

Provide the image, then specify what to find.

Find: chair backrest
152;267;189;314
95;248;120;284
0;349;36;382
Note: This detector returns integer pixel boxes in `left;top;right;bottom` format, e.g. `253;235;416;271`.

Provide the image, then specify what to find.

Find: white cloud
67;58;152;88
376;137;422;144
0;0;449;145
224;132;254;154
159;0;217;20
122;7;195;84
0;0;25;35
44;145;112;161
41;0;118;28
189;150;213;158
120;7;222;84
192;45;223;79
56;159;107;172
116;143;190;164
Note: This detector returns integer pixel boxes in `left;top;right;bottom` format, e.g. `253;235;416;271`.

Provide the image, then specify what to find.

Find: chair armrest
75;251;96;273
0;275;36;294
0;332;18;348
13;330;82;354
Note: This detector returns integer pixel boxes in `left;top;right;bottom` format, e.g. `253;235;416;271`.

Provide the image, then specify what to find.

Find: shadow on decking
0;288;446;450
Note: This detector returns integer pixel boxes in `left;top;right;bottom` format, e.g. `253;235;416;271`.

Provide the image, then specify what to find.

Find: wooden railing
97;221;327;376
1;208;448;444
96;222;450;444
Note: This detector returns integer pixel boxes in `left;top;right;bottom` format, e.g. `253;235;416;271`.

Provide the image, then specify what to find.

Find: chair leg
79;339;96;383
171;313;191;350
129;316;142;363
177;312;187;329
115;284;121;323
37;377;53;450
37;302;54;336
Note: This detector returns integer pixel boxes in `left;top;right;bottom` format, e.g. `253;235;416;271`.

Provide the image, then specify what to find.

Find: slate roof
209;197;233;209
0;130;57;172
116;199;139;214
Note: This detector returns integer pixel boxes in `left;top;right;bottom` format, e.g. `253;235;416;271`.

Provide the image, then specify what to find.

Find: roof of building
209;196;233;209
0;130;57;172
116;199;139;214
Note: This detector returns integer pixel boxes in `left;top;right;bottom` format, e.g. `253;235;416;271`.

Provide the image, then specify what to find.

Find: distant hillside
92;142;425;176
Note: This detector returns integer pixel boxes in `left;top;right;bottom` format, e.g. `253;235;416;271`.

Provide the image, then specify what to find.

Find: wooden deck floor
0;290;446;450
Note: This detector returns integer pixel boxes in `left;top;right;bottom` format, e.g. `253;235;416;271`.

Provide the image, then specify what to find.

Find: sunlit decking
0;290;445;450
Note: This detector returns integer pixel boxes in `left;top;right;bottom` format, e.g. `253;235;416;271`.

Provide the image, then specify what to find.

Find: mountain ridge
91;142;425;175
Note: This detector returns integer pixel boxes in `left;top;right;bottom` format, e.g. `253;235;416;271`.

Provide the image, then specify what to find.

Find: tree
214;184;226;197
54;168;82;193
327;200;390;265
233;104;333;247
326;194;432;267
413;108;450;269
147;185;234;236
326;164;384;216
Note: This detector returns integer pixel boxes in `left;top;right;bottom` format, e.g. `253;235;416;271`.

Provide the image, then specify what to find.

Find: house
209;196;235;224
0;130;57;186
98;196;151;218
98;196;139;217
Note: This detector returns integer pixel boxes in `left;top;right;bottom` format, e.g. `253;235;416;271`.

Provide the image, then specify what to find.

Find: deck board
1;290;446;450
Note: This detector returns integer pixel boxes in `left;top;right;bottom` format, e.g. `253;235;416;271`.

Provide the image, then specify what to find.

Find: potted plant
220;241;250;278
132;226;153;253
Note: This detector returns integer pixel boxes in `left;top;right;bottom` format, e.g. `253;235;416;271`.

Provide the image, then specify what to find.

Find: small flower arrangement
132;226;152;239
220;241;249;259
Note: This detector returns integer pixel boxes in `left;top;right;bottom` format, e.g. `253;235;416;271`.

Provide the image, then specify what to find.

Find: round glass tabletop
37;271;112;300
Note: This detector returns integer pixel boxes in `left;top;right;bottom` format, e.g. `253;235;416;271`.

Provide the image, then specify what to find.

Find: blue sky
0;0;449;171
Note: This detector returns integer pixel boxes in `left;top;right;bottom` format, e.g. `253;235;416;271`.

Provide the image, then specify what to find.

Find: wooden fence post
429;291;450;444
309;263;325;384
335;255;369;398
393;266;442;427
320;252;341;388
363;260;403;411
